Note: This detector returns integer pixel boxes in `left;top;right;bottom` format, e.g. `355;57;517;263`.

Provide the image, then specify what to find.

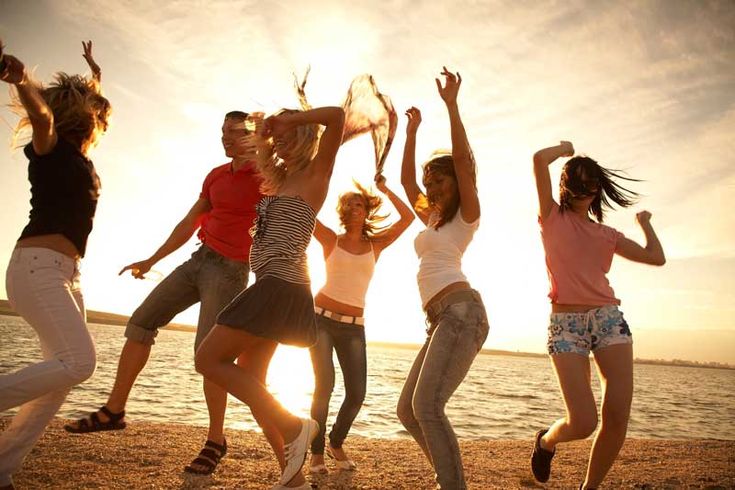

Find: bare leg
195;325;305;485
542;353;598;450
583;344;633;488
187;343;283;473
240;344;285;469
203;378;227;444
64;339;150;430
106;339;151;412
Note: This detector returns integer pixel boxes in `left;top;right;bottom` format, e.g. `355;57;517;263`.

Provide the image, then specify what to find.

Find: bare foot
328;444;349;461
328;444;357;470
309;453;327;474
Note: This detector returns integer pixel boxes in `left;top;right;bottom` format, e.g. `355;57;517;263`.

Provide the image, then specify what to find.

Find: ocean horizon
2;315;733;441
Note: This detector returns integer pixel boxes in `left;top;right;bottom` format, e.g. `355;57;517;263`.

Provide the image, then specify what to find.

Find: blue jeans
124;245;249;351
309;315;367;454
397;290;489;490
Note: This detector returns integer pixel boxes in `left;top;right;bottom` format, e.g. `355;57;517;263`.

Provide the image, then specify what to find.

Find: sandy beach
2;418;732;489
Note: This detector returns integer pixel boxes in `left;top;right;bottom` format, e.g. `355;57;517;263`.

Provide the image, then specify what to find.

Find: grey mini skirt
216;275;316;348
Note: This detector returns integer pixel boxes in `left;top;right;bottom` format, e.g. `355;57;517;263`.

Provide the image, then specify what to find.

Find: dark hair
224;110;248;121
422;154;461;229
560;156;639;223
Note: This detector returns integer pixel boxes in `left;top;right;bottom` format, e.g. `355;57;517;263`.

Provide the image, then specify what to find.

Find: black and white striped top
249;195;316;284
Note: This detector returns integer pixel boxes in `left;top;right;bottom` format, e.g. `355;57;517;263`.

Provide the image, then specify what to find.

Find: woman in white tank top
308;175;413;474
397;68;489;490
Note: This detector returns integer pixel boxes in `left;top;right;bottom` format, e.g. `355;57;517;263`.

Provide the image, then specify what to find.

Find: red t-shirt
198;162;263;262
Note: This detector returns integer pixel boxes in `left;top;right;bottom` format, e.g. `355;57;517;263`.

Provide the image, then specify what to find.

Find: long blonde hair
11;73;111;155
255;108;319;195
337;181;388;239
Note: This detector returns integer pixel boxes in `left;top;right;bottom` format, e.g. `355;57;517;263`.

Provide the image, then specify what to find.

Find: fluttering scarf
341;74;397;177
295;70;397;177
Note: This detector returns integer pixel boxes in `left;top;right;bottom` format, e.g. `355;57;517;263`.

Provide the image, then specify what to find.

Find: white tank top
319;240;377;308
414;211;479;308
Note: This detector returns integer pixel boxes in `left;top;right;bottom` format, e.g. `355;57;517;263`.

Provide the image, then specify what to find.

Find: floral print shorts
547;305;632;356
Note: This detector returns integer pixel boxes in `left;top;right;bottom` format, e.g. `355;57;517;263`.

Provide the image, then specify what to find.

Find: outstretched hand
435;66;461;105
82;40;101;80
119;259;153;280
405;106;422;135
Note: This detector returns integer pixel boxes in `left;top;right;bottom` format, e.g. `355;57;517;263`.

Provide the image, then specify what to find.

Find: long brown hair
12;73;111;155
559;156;639;223
420;152;476;229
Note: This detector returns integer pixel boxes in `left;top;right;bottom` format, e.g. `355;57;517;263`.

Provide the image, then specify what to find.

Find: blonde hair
337;181;388;239
255;108;320;195
11;73;111;155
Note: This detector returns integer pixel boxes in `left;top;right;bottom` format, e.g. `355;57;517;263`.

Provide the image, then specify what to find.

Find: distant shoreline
2;299;732;370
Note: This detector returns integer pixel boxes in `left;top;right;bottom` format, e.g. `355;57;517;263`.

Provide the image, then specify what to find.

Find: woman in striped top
195;106;345;490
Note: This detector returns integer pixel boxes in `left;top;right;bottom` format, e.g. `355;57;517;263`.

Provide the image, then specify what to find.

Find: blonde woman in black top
0;41;110;490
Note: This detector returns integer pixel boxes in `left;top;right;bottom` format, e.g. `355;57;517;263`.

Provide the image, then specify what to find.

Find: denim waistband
425;288;482;322
198;244;248;266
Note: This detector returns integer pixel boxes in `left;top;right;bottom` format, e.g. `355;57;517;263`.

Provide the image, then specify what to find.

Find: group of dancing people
0;42;665;490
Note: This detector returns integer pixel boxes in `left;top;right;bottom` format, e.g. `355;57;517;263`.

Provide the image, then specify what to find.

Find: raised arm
119;198;212;279
400;106;431;225
615;211;666;266
533;141;574;221
373;175;415;252
313;218;337;259
265;106;345;178
82;40;101;83
0;54;57;155
436;67;479;223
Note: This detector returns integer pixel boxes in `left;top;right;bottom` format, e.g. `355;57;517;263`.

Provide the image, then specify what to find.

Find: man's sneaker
531;429;555;482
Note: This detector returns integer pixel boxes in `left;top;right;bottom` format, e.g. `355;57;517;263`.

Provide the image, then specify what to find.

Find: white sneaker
280;418;319;485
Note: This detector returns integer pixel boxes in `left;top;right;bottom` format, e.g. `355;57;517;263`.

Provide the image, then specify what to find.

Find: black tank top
18;138;101;257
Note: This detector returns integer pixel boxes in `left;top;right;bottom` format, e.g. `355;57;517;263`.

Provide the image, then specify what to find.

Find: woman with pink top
530;141;666;490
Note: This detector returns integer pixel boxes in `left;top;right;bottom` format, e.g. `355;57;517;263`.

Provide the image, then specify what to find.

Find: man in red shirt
64;111;263;475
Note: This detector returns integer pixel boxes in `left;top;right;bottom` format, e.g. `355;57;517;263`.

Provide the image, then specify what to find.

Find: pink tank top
539;203;624;306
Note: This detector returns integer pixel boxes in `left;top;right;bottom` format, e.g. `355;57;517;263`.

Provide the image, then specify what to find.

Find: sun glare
266;345;316;416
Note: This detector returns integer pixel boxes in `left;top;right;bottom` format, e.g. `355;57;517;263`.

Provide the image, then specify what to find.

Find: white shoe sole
280;418;319;485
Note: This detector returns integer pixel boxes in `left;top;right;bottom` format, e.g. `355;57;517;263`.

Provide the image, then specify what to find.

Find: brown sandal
64;405;126;434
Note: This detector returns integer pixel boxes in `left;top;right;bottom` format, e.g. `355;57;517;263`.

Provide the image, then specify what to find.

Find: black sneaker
531;429;555;482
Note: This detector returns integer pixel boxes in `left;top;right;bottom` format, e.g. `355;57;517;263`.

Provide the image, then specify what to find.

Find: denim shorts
125;245;249;350
547;305;632;356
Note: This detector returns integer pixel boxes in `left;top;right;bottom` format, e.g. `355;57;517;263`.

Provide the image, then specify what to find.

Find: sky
1;0;734;364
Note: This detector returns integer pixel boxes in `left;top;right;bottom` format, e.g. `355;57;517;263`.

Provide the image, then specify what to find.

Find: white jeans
0;247;96;486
